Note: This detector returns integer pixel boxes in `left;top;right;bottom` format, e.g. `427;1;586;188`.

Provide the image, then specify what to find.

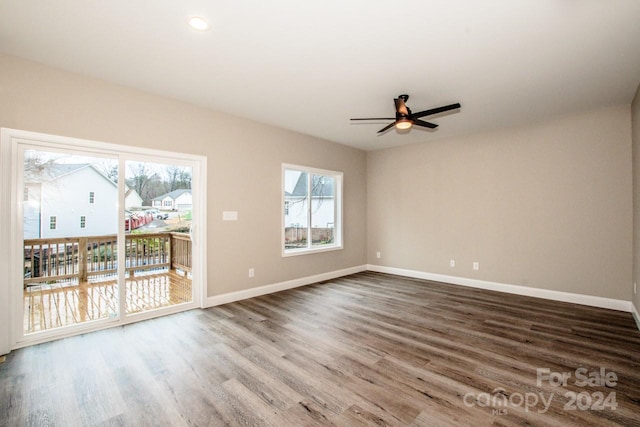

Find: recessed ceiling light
187;16;210;31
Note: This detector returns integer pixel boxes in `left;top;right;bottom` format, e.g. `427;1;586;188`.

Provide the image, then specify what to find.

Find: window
23;187;29;202
49;216;57;230
163;200;172;207
282;164;342;256
80;216;86;228
89;191;95;204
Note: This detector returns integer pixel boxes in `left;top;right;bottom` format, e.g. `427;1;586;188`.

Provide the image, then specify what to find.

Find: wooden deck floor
23;270;192;334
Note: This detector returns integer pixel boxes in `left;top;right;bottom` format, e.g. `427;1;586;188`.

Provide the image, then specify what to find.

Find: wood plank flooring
2;271;640;426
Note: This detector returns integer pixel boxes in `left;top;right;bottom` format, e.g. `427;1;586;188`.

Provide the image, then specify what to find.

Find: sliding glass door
22;147;120;334
6;129;205;346
123;160;194;316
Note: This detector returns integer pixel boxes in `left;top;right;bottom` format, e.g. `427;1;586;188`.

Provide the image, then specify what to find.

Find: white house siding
284;197;334;229
25;167;118;239
153;191;192;210
23;184;42;238
154;196;174;209
174;193;192;211
124;189;143;209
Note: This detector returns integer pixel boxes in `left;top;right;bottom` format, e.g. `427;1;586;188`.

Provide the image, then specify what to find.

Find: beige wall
0;54;367;297
367;106;633;300
632;82;640;313
1;52;636;307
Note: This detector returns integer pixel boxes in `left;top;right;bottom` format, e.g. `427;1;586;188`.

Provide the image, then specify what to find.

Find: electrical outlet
376;251;381;259
450;259;455;267
473;262;479;271
248;268;255;278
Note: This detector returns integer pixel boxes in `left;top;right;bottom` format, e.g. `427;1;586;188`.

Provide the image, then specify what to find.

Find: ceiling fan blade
413;119;438;129
411;103;461;119
350;117;395;121
377;122;398;133
394;98;409;115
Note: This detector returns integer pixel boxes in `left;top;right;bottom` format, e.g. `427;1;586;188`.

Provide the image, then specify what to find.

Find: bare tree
23;151;55;175
126;163;160;205
93;160;119;183
288;174;328;211
164;166;191;192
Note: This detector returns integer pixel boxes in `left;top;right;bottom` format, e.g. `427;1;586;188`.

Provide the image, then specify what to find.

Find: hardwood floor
2;271;639;426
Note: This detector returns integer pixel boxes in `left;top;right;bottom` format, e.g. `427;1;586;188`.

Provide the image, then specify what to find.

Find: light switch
222;211;238;221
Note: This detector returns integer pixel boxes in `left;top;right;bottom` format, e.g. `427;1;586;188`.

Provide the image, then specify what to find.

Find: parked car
146;209;169;220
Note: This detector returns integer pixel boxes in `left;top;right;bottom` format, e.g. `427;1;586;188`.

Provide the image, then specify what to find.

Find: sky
24;149;191;180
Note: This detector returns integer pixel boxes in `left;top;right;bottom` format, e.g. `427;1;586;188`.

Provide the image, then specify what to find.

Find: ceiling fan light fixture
351;95;460;135
396;119;413;130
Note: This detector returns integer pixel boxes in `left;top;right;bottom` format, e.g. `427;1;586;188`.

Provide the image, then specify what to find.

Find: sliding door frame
0;128;207;352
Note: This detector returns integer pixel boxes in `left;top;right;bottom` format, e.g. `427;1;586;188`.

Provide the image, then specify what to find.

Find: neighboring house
24;164;118;239
284;172;335;229
124;187;143;209
152;189;192;211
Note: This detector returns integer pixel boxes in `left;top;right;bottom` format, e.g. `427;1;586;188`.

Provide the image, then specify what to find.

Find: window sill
282;244;343;257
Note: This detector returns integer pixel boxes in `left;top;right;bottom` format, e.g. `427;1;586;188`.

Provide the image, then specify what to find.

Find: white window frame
282;163;343;257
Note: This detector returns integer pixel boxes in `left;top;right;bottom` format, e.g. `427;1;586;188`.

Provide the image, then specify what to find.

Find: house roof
286;173;334;198
152;189;191;201
125;188;142;199
24;163;117;188
1;3;639;151
24;163;88;183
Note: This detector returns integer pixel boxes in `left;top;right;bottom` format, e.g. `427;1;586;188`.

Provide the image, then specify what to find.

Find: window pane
124;160;193;315
311;174;335;246
22;149;118;335
284;169;308;250
282;164;342;256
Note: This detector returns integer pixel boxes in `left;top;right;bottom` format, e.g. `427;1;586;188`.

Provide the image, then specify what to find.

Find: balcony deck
24;269;192;334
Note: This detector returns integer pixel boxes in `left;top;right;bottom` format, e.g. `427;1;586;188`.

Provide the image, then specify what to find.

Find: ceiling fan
351;94;461;134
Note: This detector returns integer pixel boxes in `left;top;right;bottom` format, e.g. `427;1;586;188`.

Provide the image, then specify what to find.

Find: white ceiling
1;1;640;151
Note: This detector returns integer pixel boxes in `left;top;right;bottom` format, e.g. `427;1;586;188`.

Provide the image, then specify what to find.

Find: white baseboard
631;303;640;331
367;264;633;313
202;263;639;333
205;265;367;308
